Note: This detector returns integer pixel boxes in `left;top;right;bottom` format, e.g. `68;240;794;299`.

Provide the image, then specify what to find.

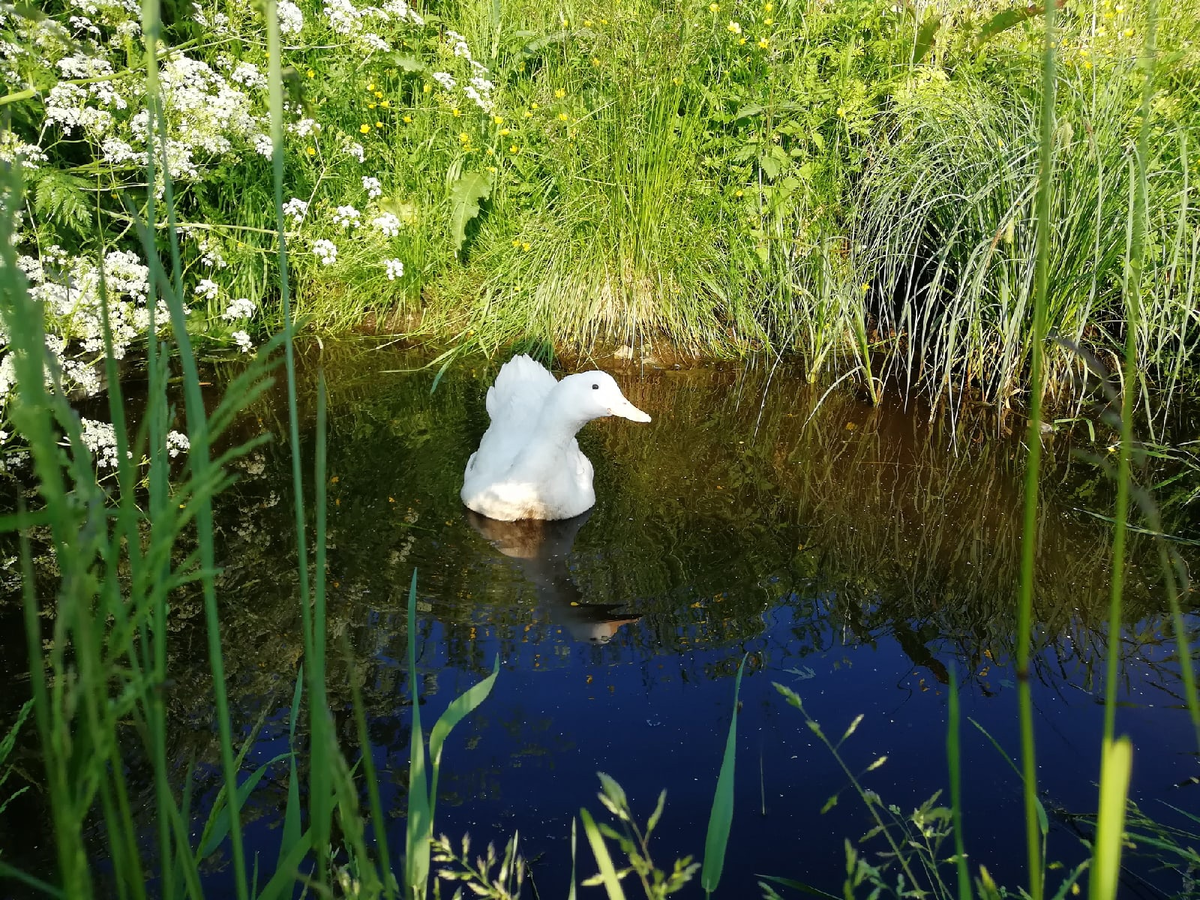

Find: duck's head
561;371;652;424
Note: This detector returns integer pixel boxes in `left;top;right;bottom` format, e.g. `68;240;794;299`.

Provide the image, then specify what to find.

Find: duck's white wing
484;354;557;425
467;355;558;482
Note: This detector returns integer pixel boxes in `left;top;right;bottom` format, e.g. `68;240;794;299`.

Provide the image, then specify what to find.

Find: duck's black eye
592;383;599;390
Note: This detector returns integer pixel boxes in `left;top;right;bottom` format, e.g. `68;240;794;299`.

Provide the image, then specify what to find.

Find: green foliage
7;0;1199;415
580;775;700;899
32;172;91;235
449;170;494;256
0;701;32;823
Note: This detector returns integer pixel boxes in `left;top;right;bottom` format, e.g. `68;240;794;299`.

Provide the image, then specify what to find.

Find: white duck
461;354;652;521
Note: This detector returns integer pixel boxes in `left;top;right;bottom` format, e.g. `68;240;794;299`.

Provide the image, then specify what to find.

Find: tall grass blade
947;666;971;900
347;637;398;900
701;654;746;895
405;569;433;899
427;654;500;826
579;809;628;900
1089;738;1133;900
1105;0;1161;747
1016;0;1058;896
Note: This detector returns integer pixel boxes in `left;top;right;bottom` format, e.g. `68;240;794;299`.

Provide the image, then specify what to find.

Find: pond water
2;341;1198;897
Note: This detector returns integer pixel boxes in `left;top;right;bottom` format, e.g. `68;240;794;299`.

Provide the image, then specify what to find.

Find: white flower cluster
332;205;361;229
433;29;494;112
222;297;256;320
372;212;401;237
24;249;172;362
321;0;421;48
194;278;220;301
284;197;309;223
288;117;321;138
167;430;190;457
362;176;382;198
384;258;404;280
78;417;191;468
231;330;253;353
277;0;304;35
80;418;124;468
312;239;338;265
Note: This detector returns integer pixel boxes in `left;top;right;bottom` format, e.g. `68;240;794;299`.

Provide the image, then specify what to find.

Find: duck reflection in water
465;509;640;644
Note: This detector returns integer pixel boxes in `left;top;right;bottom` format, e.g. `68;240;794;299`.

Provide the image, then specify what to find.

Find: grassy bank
4;0;1199;418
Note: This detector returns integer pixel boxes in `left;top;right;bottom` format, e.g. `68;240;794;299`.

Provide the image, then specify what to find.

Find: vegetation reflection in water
101;340;1188;895
4;342;1193;894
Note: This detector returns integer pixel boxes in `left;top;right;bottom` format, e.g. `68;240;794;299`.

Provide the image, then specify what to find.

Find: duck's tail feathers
485;354;558;420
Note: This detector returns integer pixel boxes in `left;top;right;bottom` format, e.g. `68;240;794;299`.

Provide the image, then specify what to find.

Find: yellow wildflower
380;100;390;108
369;102;377;109
306;146;316;155
403;115;412;123
709;2;719;11
764;17;773;24
493;114;504;124
735;189;744;197
837;106;846;117
459;132;470;142
509;144;519;153
307;69;315;78
360;124;371;133
555;88;566;99
522;242;531;251
452;108;461;116
531;102;539;109
500;128;510;136
375;121;383;128
758;36;769;48
558;112;569;121
584;18;593;26
727;20;742;33
368;83;376;91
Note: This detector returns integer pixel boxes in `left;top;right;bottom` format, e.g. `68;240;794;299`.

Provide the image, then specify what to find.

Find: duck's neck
534;385;595;449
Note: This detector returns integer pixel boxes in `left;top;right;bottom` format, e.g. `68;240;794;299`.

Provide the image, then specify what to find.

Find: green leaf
976;4;1045;43
405;569;432;900
390;54;426;71
277;670;304;874
33;171;91;232
448;171;493;256
199;752;288;858
580;809;628;900
701;654;746;894
914;14;941;63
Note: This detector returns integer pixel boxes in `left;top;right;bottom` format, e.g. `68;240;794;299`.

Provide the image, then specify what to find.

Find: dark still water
3;341;1199;897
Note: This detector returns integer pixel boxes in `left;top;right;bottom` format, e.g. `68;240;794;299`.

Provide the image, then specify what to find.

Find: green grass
3;0;1200;895
8;0;1200;415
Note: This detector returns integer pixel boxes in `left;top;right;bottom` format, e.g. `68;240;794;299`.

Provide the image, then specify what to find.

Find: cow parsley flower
278;0;303;34
332;205;361;229
346;142;365;162
231;330;253;353
432;71;456;91
194;278;220;301
372;213;401;237
313;239;338;265
167;431;190;457
362;176;382;198
283;197;309;222
222;297;256;320
384;258;404;280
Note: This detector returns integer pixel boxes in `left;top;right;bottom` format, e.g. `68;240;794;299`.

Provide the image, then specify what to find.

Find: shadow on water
1;339;1197;896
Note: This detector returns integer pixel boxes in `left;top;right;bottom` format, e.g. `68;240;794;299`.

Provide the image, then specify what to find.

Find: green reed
1014;0;1056;895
